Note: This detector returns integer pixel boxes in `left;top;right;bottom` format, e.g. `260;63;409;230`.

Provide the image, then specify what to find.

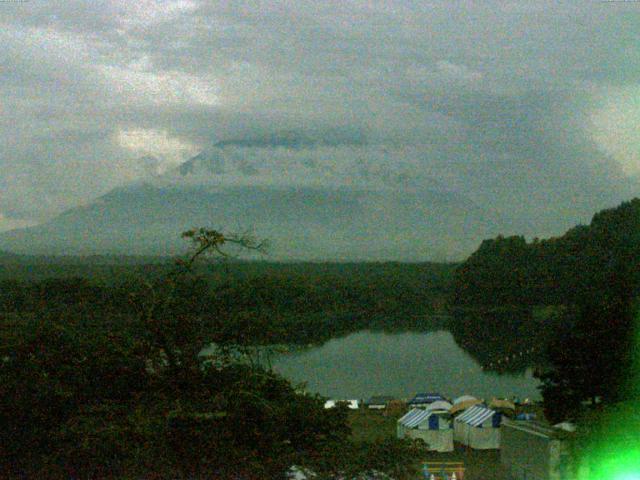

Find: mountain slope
0;143;522;260
0;181;515;260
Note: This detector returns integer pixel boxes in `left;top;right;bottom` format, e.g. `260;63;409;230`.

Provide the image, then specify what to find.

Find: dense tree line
451;199;640;421
0;230;424;479
451;199;640;308
0;262;454;347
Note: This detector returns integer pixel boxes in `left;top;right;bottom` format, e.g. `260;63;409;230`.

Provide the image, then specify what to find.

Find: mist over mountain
3;1;640;261
2;123;636;261
0;184;503;261
0;139;527;261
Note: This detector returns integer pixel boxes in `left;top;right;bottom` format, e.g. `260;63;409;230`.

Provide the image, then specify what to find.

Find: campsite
348;407;507;479
343;393;573;480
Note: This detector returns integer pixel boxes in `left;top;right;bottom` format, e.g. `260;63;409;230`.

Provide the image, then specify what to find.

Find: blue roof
399;409;431;428
398;409;447;429
409;393;445;404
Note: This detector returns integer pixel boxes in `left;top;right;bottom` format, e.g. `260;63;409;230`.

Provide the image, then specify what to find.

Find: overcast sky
1;0;639;235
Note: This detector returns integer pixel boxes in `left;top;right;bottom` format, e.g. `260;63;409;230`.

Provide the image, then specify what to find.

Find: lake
270;330;541;401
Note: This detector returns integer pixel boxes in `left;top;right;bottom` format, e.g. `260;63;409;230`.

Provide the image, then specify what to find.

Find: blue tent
397;409;454;452
408;392;446;406
454;405;502;449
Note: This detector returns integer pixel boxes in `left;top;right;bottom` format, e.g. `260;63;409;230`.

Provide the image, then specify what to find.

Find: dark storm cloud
1;0;639;236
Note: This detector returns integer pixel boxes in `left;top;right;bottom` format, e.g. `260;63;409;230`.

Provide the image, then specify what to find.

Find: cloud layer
2;0;639;242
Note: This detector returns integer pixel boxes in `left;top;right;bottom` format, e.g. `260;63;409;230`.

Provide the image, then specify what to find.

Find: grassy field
348;409;509;480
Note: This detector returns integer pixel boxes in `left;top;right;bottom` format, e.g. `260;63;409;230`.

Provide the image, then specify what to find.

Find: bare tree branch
129;227;268;376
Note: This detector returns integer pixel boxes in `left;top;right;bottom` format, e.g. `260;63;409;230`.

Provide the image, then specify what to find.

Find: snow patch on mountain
155;144;453;192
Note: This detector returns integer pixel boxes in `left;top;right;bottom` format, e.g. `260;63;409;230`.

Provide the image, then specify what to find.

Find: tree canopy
0;229;421;479
452;199;640;421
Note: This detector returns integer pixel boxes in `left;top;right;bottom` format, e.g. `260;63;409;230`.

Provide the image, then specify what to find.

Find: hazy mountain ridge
0;186;511;261
0;145;525;260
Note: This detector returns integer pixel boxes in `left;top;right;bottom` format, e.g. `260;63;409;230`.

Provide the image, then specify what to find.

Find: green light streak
580;444;640;480
577;308;640;480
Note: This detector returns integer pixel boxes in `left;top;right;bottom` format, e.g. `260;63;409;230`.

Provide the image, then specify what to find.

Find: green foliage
539;291;637;423
452;198;640;308
0;231;434;479
348;439;422;480
451;198;640;420
0;309;150;477
451;235;537;306
309;437;422;480
1;262;455;347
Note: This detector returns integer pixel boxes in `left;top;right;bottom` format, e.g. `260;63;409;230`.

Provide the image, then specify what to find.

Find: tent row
325;393;516;413
397;404;503;451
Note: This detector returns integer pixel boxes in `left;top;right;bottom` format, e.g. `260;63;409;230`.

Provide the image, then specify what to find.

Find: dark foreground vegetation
1;261;454;346
1;230;434;479
1;198;639;478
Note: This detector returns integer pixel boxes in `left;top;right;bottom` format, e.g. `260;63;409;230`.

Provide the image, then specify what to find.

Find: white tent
453;395;478;405
426;400;453;412
397;409;454;452
450;399;483;415
324;399;359;409
454;405;502;449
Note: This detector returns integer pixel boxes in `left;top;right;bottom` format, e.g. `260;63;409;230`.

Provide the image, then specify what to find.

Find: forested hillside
0;261;455;346
451;199;640;421
451;198;640;307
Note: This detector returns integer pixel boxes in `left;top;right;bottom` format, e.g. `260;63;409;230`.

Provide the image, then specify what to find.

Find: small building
500;419;575;480
454;405;502;449
397;408;454;452
408;392;446;407
364;396;395;409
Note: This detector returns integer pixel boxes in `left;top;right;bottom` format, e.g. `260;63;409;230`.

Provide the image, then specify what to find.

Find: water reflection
270;330;541;400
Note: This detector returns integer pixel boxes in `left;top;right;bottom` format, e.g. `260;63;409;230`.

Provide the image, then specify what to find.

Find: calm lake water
270;330;541;401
